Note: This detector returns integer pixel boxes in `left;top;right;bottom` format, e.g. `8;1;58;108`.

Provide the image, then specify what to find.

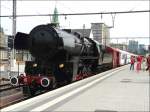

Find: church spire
51;6;59;27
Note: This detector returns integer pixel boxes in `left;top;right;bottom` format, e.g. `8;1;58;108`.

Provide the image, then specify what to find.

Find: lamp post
12;0;16;58
10;0;16;68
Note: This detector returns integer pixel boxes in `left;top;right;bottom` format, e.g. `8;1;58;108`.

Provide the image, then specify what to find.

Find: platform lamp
11;0;17;67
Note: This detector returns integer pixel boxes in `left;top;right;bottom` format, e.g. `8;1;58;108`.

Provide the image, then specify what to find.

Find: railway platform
1;65;149;112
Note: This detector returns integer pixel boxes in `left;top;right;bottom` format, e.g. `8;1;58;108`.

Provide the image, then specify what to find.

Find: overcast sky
0;1;149;45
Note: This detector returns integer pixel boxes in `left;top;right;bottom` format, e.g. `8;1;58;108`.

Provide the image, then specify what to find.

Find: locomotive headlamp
10;76;18;86
33;63;37;67
59;64;64;68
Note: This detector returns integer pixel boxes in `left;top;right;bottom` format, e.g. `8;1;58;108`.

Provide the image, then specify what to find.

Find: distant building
0;28;8;64
138;44;146;55
91;23;110;45
68;23;110;45
110;43;127;51
71;29;91;38
0;33;7;48
128;40;138;53
16;50;32;62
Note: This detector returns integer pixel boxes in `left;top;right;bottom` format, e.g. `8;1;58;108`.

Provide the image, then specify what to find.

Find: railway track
0;84;25;92
0;83;10;88
0;83;27;109
0;88;54;109
0;92;29;109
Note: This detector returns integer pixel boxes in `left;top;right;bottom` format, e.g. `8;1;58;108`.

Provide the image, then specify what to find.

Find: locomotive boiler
10;24;102;95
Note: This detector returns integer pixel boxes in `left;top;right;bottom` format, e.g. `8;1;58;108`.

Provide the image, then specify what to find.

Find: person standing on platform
130;56;135;70
139;56;143;70
146;54;150;74
136;55;142;72
141;57;146;71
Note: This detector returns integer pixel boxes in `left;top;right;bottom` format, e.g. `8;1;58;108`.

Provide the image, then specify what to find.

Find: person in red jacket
136;55;143;71
130;56;135;70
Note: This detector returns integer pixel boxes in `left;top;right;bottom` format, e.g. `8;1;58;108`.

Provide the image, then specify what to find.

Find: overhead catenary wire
1;10;149;17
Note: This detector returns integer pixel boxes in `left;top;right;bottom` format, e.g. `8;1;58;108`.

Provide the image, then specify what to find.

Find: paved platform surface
53;66;149;112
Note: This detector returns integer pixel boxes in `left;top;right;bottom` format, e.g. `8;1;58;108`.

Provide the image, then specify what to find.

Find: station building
0;28;8;65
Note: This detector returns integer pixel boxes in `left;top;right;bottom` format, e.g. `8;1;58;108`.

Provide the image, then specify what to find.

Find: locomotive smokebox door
29;25;62;60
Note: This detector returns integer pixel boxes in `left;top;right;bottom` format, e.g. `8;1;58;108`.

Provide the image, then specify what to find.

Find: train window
122;54;127;59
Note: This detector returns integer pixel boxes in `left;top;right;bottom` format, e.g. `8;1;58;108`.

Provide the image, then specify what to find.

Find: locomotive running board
80;56;98;59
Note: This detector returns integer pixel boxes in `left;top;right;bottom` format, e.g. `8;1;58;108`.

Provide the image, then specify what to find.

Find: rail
0;83;10;88
0;84;25;93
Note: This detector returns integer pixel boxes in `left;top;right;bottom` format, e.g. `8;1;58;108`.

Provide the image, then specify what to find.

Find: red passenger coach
105;46;138;68
106;46;120;68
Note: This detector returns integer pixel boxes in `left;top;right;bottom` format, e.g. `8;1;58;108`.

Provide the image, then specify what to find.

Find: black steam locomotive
11;24;106;95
